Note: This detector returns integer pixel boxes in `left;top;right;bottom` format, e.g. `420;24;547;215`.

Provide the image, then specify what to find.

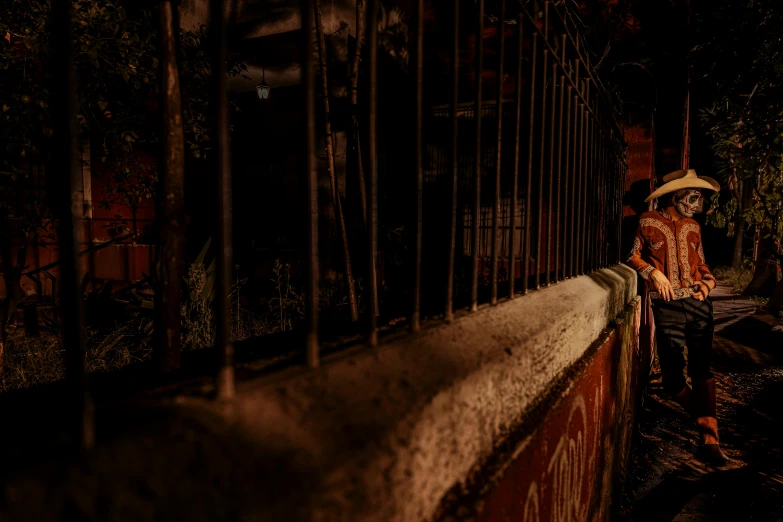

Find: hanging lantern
256;68;271;100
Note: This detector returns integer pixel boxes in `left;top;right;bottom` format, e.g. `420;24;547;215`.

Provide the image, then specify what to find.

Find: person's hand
692;280;711;301
650;269;674;301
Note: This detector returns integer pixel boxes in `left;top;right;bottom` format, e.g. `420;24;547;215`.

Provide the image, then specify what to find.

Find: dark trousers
652;297;715;393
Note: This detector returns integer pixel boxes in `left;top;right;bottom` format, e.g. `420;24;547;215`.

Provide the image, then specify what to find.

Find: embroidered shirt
626;209;714;289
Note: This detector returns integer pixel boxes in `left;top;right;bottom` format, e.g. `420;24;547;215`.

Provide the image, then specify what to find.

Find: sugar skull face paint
672;189;702;218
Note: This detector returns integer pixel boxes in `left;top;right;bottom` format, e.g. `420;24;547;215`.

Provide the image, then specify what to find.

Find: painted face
672;189;702;218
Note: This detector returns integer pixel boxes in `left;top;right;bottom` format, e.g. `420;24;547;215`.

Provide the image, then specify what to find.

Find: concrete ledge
219;265;637;521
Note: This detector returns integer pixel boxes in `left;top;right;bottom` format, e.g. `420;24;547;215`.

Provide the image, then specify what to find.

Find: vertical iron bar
554;35;566;282
543;1;549;41
612;146;618;264
618;155;624;264
612;154;617;264
613;152;618;263
593;119;600;270
579;86;588;275
568;94;579;277
622;161;627;263
585;83;592;274
595;127;600;269
545;60;556;286
490;0;505;304
590;116;596;273
598;130;605;268
601;128;610;266
471;0;484;311
602;135;608;268
608;143;613;266
155;0;186;373
508;17;523;298
535;48;549;290
303;0;320;364
314;0;359;321
591;117;601;271
562;82;572;280
600;124;606;267
587;117;595;272
569;58;580;278
445;0;459;321
411;0;424;331
368;0;379;342
581;87;589;275
212;0;234;398
51;0;93;451
575;103;585;275
535;3;550;290
523;34;537;294
606;149;615;262
609;149;615;264
579;103;590;274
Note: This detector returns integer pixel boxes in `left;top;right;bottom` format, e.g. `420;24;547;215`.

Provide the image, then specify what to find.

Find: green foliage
180;239;216;350
694;0;783;244
0;0;248;220
269;259;303;332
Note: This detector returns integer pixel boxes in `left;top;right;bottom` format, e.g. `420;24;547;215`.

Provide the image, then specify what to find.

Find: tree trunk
731;212;745;268
728;170;751;268
350;0;367;226
153;0;186;372
765;278;783;316
314;0;359;322
744;233;778;297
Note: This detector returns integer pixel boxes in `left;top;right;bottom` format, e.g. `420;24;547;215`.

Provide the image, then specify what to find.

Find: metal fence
47;0;627;449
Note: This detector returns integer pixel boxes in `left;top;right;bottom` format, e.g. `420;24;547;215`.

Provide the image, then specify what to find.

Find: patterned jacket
626;209;715;297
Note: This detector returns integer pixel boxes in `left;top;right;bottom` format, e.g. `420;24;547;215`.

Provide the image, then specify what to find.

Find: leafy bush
180;239;216;350
0;0;248;206
0;246;356;392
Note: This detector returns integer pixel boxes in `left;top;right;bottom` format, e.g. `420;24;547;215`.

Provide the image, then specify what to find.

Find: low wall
218;265;640;521
0;265;643;522
436;297;642;521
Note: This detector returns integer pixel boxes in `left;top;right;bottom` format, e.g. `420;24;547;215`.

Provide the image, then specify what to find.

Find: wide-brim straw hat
644;169;720;202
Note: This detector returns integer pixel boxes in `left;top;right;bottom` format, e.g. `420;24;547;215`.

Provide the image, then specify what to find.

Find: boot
664;383;693;414
692;378;731;467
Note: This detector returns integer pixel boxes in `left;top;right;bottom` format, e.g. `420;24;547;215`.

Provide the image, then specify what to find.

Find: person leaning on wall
626;169;732;467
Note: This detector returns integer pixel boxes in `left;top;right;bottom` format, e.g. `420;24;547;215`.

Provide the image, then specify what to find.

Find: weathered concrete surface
434;298;643;522
210;265;638;521
0;266;637;522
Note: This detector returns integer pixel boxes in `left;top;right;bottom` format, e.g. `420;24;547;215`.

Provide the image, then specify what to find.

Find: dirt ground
618;283;783;521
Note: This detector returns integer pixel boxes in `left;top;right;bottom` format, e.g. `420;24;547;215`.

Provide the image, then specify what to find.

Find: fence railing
45;0;627;450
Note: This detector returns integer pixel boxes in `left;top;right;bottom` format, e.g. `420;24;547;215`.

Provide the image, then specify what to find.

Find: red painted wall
623;119;655;217
1;150;157;299
621;118;656;374
469;298;645;522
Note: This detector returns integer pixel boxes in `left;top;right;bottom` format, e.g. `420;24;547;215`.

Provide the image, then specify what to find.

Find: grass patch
712;263;770;308
712;265;754;295
0;315;154;393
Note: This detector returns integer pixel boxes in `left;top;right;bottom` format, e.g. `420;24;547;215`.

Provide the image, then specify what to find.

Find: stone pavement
618;282;783;521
